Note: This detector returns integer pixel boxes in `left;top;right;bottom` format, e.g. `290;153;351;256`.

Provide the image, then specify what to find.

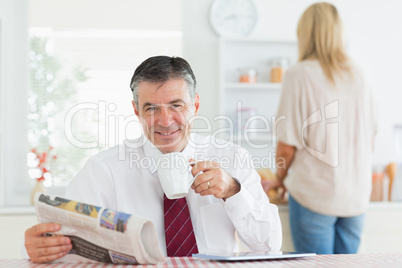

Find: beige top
276;60;377;217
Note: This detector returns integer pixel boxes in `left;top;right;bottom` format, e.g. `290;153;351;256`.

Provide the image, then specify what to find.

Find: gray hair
130;56;197;108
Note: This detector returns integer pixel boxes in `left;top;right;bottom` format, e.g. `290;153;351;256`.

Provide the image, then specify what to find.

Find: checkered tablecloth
1;253;402;268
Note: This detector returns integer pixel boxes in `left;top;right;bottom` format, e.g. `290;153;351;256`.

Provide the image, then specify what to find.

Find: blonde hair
297;2;350;84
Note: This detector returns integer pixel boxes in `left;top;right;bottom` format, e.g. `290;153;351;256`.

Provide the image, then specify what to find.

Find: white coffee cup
157;152;200;199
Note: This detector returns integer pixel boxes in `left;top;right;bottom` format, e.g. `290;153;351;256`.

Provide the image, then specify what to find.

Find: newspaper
33;192;166;264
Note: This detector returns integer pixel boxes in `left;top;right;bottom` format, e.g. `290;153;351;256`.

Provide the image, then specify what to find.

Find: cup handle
188;161;202;187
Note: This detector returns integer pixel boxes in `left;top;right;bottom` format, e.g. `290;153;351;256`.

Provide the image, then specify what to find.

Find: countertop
1;201;401;215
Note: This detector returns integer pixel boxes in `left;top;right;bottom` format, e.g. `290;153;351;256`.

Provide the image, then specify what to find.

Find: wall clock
209;0;258;37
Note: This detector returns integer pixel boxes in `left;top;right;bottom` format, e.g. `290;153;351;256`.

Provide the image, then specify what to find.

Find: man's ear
194;93;200;115
132;100;140;117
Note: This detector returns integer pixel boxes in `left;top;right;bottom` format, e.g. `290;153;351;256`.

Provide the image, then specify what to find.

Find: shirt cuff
223;181;254;220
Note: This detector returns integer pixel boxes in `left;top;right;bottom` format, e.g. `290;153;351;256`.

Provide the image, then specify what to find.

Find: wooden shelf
219;134;276;144
225;82;282;90
220;37;297;44
218;38;298;158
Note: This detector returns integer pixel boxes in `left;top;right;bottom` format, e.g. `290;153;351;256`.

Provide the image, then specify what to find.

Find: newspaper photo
33;192;165;264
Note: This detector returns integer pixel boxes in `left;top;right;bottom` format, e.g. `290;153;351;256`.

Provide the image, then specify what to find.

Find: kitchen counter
0;206;35;215
277;201;402;211
1;202;401;258
1;201;401;215
277;201;402;254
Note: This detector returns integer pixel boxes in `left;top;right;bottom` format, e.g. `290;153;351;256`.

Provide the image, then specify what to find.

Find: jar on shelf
238;68;257;83
370;166;385;202
268;58;289;83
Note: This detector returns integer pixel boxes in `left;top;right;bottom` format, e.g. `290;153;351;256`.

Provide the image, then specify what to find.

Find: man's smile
155;129;180;136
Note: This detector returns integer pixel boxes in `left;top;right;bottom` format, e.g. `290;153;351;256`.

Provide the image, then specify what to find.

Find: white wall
29;0;182;30
183;0;402;167
0;0;29;205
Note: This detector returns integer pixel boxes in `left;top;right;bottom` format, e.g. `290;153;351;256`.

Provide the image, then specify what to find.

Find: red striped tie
164;195;198;256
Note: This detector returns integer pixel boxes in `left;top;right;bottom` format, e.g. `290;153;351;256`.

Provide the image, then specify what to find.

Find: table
1;253;401;268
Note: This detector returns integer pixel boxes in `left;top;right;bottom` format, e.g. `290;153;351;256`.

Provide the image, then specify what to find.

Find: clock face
209;0;257;37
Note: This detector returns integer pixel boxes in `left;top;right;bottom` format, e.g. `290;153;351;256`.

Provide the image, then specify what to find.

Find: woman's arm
275;141;296;182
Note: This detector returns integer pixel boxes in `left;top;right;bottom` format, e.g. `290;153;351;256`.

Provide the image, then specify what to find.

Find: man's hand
25;223;72;263
190;160;240;201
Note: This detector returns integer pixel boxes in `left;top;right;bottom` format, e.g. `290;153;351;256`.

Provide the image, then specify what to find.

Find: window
1;1;182;206
27;28;183;188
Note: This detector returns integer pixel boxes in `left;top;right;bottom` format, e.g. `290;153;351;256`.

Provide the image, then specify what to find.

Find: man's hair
130;56;197;108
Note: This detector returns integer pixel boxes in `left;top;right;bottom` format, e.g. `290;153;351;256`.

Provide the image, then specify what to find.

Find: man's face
133;78;200;154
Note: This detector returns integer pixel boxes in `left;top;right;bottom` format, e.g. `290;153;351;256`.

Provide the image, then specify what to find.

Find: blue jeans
288;194;365;254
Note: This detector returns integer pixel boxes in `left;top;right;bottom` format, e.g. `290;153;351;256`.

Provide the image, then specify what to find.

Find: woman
274;3;377;254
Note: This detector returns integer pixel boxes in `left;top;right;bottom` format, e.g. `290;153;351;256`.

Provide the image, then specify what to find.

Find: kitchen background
1;0;402;259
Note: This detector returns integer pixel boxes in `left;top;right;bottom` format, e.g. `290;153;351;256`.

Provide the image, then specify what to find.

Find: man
24;56;282;263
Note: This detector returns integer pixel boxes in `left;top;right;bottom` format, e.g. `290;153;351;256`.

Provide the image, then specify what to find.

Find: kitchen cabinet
1;203;401;258
217;38;297;168
280;202;402;253
236;202;402;253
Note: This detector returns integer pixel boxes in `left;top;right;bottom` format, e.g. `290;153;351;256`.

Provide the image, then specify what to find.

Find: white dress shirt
22;134;282;259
